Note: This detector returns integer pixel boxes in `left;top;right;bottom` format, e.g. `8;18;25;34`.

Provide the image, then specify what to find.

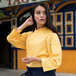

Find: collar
35;27;47;31
34;26;53;33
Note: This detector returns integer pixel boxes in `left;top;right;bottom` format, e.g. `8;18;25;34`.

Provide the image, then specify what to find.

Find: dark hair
31;2;59;36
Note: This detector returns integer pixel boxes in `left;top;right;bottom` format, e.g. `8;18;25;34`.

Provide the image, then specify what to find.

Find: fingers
22;57;30;63
22;57;35;64
28;16;33;21
22;57;29;60
25;16;33;26
22;57;29;62
29;16;32;19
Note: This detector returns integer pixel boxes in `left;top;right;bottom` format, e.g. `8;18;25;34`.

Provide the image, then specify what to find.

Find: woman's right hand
24;16;34;27
17;16;34;31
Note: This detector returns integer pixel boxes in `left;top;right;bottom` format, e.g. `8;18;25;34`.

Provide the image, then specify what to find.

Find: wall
56;50;76;73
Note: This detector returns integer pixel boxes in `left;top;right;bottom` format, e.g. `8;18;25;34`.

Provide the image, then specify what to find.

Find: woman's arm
35;57;42;62
41;33;62;72
7;16;33;49
22;56;42;64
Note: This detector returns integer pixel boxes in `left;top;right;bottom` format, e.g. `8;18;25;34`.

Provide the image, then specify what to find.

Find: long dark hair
31;2;59;36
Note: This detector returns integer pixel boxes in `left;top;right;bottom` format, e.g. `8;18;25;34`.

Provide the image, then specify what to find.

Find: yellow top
7;27;62;72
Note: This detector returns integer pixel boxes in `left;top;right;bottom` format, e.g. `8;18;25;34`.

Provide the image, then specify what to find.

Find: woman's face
34;5;46;27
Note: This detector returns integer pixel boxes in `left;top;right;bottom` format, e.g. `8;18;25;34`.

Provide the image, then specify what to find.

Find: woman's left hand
22;56;41;64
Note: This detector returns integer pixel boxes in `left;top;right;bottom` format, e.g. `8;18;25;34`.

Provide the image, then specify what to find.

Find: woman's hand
17;16;34;31
22;56;41;64
24;16;34;27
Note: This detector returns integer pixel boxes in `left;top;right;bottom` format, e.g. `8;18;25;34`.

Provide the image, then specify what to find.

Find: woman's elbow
7;35;10;42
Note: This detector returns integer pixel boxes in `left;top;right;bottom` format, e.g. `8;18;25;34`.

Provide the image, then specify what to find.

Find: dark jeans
22;67;56;76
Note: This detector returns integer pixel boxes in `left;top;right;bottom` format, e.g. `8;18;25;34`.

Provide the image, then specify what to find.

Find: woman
7;2;62;76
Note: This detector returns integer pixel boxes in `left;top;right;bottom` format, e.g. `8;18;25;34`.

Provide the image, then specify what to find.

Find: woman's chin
39;22;46;26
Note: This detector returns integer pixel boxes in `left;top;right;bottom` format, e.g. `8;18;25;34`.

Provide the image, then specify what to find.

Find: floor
0;68;76;76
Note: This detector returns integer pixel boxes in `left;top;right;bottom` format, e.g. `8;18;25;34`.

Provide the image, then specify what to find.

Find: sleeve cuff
41;58;61;72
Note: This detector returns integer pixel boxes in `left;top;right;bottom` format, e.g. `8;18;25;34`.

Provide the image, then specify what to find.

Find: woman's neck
37;25;45;30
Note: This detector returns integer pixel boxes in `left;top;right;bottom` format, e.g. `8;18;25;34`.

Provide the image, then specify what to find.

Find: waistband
26;66;56;72
24;66;56;76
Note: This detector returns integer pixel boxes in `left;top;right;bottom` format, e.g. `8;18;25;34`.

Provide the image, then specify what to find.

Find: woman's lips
39;19;45;21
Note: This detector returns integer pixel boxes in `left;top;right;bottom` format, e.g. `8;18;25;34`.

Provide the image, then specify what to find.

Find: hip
25;66;56;76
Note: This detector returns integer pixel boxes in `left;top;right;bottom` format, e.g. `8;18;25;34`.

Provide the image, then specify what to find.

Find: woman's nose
40;13;44;17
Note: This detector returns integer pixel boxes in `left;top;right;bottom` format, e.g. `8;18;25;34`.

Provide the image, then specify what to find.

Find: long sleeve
41;33;62;72
7;28;32;49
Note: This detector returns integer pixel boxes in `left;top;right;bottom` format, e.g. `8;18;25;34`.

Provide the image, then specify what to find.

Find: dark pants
23;67;56;76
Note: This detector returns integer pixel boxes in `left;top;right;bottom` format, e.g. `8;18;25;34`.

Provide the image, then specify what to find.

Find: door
0;21;12;68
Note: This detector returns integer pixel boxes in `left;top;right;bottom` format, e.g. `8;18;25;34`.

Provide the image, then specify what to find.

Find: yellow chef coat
7;27;62;72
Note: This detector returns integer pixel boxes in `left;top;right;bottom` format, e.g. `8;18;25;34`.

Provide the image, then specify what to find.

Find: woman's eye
43;11;46;15
36;12;40;15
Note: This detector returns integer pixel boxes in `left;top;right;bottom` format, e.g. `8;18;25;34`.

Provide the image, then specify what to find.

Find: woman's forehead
35;5;46;11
